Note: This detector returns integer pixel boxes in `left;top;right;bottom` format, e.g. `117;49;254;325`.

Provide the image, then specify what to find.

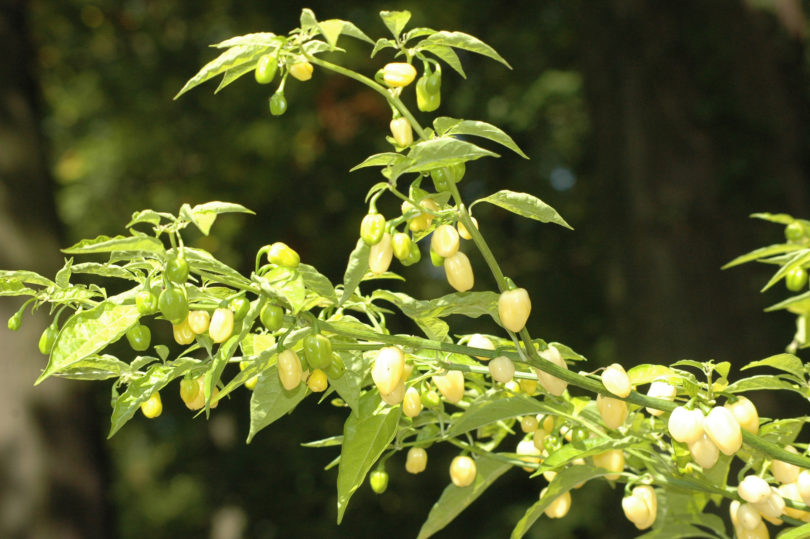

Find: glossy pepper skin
136;289;159;315
228;297;250;321
126;324;151;352
390;117;413;147
325;353;345;379
159;285;188;324
416;71;441;111
369;469;389;494
269;92;287;116
165;256;189;284
38;322;58;355
7;310;21;331
254;53;278;84
288;61;313;81
303;333;332;370
260;304;284;331
498;287;531;333
382;62;417;87
392;232;413;262
360;213;386;246
267;242;300;268
209;308;235;344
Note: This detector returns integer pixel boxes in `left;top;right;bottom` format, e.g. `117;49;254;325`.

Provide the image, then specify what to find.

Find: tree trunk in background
0;2;108;537
578;0;809;369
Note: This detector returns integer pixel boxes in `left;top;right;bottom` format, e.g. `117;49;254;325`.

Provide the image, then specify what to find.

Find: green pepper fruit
786;222;805;242
572;427;588;445
786;267;808;292
38;322;58;355
421;388;441;408
136;289;159;315
126;324;151;352
159;285;189;324
369;469;389;494
228;297;250;321
430;167;453;192
254;53;278;84
7;310;22;331
401;241;421;267
260;304;284;331
269;91;287;116
303;333;332;370
429;249;444;267
165;256;189;284
267;242;300;268
450;162;466;183
392;232;413;261
544;433;562;453
360;213;386;246
325;353;345;379
416;73;441;112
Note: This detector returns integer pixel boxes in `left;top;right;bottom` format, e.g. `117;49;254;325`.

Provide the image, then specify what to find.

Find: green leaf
212;32;281;49
329;351;365;412
421;31;511;68
175;44;271;99
301;435;344;448
742;353;805;381
0;270;54;290
214;62;256;94
317;19;343;49
204;335;240;414
472;190;572;230
323;19;373;44
725;375;800;394
433;117;529;159
395;138;499;178
37;300;141;384
299;8;318;32
510;465;609;538
336;393;400;523
256;267;306;314
379;10;411;38
417;453;511;539
108;358;198;437
350;152;407;172
447;395;567;438
184;247;252;289
419;44;466;78
62;234;165;254
339;239;370;306
761;249;810;292
627;364;677;385
70;262;138;281
247;365;308;443
751;212;795;225
179;201;254;236
56;354;132;381
126;209;163;227
764;290;810;312
370;37;397;57
721;243;803;269
778;523;810;539
298;264;337;302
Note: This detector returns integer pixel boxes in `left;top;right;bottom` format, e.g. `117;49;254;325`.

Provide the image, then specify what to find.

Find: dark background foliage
1;0;808;537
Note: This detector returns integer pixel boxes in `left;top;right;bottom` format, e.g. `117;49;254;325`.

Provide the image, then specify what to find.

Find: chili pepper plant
4;9;810;539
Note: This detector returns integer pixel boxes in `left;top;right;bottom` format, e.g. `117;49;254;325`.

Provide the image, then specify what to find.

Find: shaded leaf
447;395;568;438
722;243;803;269
247;365;308;443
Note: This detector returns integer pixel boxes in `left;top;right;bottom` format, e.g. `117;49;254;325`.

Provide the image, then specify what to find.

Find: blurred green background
1;0;809;537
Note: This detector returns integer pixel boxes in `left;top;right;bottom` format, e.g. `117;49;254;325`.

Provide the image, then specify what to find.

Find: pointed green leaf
421;31;511;68
184;247;252;289
212;32;280;49
417;453;511;539
511;465;609;538
419;44;466;78
350;152;407;172
56;354;132;381
70;263;138;281
126;209;164;228
472;190;572;229
62;234;165;254
447;395;568;439
777;523;810;539
215;62;258;94
433;117;529;158
37;301;141;384
627;364;677;385
175;45;270;99
379;10;411;38
750;212;795;225
742;353;805;381
765;290;810;312
390;138;498;182
247;365;308;443
339;239;370;306
370;37;397;57
329;351;365;412
179;201;254;236
324;19;373;44
722;243;803;269
298;263;337;302
108;358;198;437
0;270;54;288
336;393;400;523
725;375;800;394
317;19;343;48
300;8;318;32
760;249;810;292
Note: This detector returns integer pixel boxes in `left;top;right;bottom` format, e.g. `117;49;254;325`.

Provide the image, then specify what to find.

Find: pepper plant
5;8;810;538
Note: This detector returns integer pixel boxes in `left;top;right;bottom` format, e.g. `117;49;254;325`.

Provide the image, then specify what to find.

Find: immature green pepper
260;304;284;331
254;53;278;84
228;297;250;321
7;310;22;331
165;256;189;284
136;289;159;315
38;322;58;355
159;285;189;324
389;117;413;147
267;242;300;268
416;71;441;112
325;353;345;379
126;324;151;352
303;333;332;370
269;91;287;116
392;233;413;262
360;212;386;245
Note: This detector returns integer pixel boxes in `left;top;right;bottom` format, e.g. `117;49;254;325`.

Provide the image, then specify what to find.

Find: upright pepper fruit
303;333;332;370
288;61;313;81
360;212;386;246
136;289;159;315
382;62;417;87
389;117;413;147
